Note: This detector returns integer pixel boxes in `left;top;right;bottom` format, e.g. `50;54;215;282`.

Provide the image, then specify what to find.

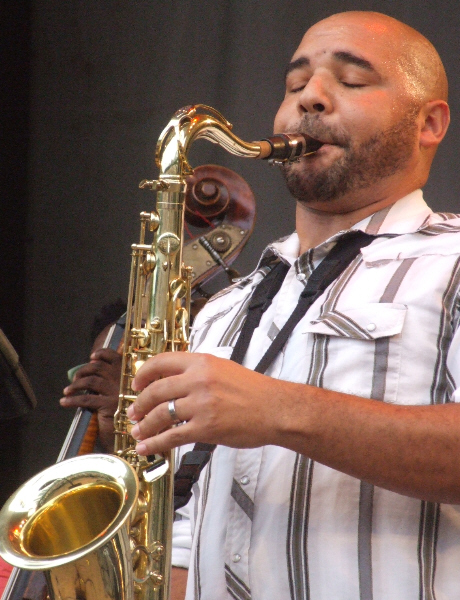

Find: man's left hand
127;352;285;455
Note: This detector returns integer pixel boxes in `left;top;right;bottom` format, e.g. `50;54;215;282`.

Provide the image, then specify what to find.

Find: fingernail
131;424;140;438
127;405;134;418
60;397;68;406
136;442;147;455
63;387;70;395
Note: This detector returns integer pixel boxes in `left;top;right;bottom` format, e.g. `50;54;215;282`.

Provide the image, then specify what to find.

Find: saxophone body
0;105;321;600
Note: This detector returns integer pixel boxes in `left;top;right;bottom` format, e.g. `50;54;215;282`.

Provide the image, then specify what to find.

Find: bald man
131;12;459;599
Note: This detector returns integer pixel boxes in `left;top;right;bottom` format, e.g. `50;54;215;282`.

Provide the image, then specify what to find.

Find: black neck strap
254;231;375;374
174;231;376;510
230;259;290;365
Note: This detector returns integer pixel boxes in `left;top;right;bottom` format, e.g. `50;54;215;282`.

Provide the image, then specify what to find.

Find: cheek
349;91;396;122
340;92;397;136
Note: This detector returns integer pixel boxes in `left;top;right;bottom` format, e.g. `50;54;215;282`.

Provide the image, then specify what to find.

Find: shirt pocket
299;303;408;401
305;302;407;340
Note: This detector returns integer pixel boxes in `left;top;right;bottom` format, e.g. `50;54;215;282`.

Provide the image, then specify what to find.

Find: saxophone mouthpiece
258;133;323;162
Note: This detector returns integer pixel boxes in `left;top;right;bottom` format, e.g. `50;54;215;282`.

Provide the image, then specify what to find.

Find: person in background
60;299;125;451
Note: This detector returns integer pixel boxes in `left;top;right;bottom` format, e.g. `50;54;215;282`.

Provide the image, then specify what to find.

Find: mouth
300;123;348;154
305;136;324;154
303;137;341;159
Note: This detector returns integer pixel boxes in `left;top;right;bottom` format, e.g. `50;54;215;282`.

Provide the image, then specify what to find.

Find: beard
281;110;419;205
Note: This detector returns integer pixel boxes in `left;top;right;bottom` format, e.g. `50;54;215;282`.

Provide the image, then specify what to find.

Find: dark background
1;0;459;504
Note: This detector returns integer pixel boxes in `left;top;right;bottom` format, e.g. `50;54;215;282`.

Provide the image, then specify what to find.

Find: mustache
294;116;350;148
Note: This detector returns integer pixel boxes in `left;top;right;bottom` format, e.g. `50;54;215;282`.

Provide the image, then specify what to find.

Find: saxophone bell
0;454;138;600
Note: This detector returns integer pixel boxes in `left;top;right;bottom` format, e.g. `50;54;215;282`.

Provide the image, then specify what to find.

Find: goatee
281;111;419;204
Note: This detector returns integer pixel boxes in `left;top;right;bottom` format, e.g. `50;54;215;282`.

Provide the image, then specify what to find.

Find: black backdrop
1;0;460;501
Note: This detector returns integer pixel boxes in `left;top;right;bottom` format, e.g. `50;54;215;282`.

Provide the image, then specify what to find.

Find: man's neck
295;186;414;253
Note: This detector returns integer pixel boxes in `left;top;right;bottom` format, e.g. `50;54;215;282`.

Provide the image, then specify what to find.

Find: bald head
275;10;450;211
308;12;448;103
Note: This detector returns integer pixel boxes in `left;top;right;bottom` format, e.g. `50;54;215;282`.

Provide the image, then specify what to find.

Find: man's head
274;11;450;213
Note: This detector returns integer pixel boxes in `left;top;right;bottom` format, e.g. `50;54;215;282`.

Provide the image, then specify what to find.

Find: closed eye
341;82;366;88
290;84;306;93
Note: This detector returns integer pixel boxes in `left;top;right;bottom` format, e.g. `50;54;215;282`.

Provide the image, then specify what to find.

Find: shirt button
366;323;376;332
232;554;241;563
296;273;306;281
240;476;250;485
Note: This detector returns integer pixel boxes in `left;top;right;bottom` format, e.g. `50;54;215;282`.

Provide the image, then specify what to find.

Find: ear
419;100;450;148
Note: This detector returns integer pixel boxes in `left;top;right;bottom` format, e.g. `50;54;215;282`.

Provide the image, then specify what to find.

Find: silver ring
168;399;181;425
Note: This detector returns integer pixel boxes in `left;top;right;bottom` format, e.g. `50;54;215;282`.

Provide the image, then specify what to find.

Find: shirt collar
356;189;432;235
261;189;432;278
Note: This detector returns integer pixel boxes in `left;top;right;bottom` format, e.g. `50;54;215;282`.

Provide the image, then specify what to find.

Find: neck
295;183;418;254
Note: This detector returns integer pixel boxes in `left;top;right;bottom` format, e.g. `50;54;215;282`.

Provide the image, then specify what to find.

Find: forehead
292;17;401;74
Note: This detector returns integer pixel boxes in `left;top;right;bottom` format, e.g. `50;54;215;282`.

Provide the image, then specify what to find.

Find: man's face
273;15;422;209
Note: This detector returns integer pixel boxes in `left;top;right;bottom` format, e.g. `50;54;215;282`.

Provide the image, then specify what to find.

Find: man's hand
60;348;122;450
126;351;460;504
127;352;287;454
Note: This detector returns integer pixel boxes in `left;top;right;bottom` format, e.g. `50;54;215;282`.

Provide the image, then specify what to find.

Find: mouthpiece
258;133;323;162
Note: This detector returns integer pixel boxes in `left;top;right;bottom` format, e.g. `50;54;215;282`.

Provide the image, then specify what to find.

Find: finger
66;391;119;418
60;392;101;410
64;374;110;396
132;352;194;392
129;352;213;420
127;372;191;422
73;361;108;380
73;360;120;386
90;348;122;364
131;397;188;440
135;420;197;455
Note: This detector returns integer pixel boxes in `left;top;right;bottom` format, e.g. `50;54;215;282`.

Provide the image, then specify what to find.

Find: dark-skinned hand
60;347;122;451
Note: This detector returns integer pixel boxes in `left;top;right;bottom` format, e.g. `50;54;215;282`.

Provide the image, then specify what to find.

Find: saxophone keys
150;542;165;560
149;571;164;587
130;328;151;348
169;278;187;300
138;179;169;192
158;233;180;256
140;210;160;231
142;252;156;275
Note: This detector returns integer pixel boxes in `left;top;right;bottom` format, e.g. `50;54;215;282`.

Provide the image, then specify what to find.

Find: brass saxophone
0;105;321;600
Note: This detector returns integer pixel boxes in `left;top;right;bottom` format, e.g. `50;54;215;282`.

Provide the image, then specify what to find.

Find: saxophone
0;105;321;600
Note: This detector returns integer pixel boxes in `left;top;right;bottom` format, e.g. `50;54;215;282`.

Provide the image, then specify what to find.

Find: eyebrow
333;51;375;72
284;51;376;81
284;57;310;81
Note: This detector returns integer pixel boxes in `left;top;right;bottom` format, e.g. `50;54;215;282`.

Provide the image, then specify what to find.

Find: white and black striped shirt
173;190;460;600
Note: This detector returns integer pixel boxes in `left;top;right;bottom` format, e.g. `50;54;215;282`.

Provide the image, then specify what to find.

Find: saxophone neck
155;105;264;179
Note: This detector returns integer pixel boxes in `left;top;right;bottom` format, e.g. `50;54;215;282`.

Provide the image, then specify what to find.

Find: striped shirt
172;189;460;600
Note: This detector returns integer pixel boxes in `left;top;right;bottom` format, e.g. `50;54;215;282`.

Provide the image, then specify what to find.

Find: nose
298;74;333;114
